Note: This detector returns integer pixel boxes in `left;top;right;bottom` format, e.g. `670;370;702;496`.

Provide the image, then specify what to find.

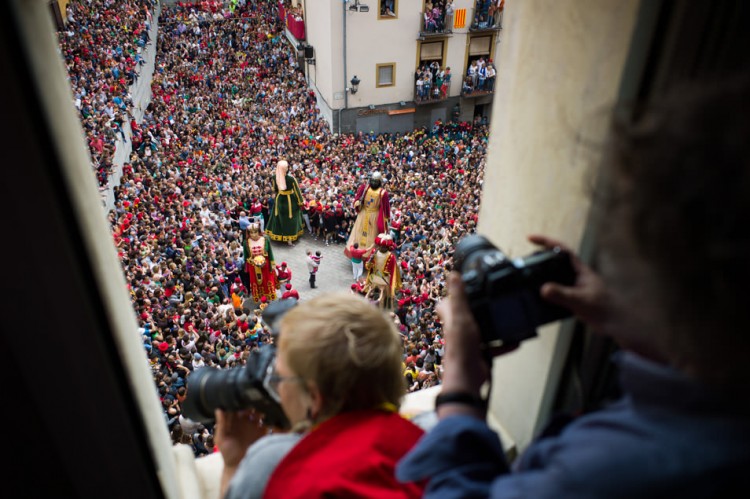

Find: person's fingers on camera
442;272;480;343
528;233;583;267
527;234;570;253
440;273;486;394
539;282;577;309
215;408;229;432
541;270;611;334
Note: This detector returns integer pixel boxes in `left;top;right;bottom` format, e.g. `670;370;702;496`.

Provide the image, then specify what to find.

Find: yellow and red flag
455;8;466;28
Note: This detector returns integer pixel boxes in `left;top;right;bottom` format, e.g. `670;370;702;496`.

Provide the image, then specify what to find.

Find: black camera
454;234;576;352
181;299;298;429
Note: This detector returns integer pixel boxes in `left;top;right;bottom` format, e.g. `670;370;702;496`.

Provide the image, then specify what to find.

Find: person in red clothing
250;197;264;231
347;241;374;282
215;293;425;499
281;283;299;300
275;261;292;290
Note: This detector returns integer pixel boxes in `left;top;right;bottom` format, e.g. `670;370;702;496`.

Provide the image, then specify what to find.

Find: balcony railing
414;78;451;105
278;1;306;40
286;12;306;40
469;2;503;32
419;6;454;37
460;75;496;97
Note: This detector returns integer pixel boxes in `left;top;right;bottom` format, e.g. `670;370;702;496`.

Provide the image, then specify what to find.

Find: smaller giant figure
242;223;278;303
364;233;401;310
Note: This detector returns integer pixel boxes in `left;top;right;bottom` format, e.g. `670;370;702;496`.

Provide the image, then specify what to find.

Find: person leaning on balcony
215;293;426;498
396;74;750;497
445;0;455;32
490;0;505;27
486;62;496;91
440;67;451;97
423;75;433;100
468;60;479;88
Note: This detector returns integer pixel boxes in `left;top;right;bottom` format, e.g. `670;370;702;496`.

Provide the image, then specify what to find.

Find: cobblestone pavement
270;232;355;303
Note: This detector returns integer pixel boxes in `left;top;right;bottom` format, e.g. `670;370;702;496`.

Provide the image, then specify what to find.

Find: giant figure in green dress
265;160;305;245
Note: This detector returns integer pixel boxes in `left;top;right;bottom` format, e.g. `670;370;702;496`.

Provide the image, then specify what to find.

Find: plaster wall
479;0;641;450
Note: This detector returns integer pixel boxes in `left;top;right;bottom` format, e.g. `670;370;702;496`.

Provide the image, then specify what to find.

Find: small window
376;63;396;87
379;0;397;19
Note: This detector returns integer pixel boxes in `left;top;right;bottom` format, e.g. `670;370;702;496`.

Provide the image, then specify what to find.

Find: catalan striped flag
455;8;467;29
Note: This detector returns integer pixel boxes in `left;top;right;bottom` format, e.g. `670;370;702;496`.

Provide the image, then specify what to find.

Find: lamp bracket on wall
348;0;370;13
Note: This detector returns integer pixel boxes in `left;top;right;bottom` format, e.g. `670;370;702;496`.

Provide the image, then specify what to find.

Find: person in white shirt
192;353;205;369
445;0;455;32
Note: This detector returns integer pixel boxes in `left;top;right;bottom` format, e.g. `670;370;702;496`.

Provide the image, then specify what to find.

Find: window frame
375;62;396;87
378;0;398;20
417;39;447;71
464;34;494;75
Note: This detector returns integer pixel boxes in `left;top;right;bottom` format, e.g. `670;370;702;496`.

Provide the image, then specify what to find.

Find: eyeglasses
263;363;303;402
267;374;302;392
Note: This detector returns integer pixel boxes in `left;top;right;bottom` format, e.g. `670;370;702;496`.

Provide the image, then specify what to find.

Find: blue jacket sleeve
397;415;509;498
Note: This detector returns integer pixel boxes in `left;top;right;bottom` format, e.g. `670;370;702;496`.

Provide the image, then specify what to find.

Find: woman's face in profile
274;345;309;427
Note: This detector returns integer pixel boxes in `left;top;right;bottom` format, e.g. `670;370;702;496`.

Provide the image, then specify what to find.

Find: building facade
281;0;503;134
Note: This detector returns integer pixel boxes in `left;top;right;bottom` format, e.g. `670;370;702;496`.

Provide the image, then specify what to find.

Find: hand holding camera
436;233;582;416
453;233;577;354
213;408;273;470
528;234;630;350
181;299;299;428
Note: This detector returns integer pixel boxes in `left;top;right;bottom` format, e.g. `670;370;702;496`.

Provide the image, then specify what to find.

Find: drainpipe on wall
343;0;348;110
341;0;348;134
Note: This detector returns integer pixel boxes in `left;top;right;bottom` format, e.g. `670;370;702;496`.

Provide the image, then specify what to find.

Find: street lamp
349;75;360;94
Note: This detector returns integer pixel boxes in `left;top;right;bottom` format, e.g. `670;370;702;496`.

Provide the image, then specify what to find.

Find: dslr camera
181;299;298;429
454;234;576;353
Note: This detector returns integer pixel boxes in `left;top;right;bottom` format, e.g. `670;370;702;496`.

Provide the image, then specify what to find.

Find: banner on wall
454;8;466;28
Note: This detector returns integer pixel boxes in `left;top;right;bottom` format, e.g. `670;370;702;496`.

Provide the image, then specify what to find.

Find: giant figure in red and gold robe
242;223;278;303
344;171;390;257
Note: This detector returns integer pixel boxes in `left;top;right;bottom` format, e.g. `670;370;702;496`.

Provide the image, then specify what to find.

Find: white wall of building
307;0;501;110
303;0;337;110
480;0;641;450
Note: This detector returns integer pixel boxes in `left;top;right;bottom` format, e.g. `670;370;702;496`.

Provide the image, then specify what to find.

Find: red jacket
264;410;425;498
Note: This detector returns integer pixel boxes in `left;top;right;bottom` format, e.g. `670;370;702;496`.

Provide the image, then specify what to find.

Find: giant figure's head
370;171;383;189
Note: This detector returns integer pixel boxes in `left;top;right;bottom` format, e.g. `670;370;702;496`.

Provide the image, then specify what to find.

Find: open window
379;0;397;19
471;0;503;30
415;39;450;103
462;34;496;96
421;0;451;35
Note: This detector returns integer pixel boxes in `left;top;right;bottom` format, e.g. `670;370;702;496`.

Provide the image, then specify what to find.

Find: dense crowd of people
60;0;488;455
54;2;750;496
59;0;156;187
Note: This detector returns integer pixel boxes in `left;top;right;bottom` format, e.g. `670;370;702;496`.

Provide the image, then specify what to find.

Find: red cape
263;410;425;498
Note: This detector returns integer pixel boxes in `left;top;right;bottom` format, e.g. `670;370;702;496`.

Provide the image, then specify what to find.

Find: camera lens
454;234;495;272
182;366;249;423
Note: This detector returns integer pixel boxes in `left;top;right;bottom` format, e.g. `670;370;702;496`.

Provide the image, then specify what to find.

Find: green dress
265;174;305;243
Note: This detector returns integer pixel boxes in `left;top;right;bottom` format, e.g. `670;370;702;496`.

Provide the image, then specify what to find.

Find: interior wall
480;0;641;450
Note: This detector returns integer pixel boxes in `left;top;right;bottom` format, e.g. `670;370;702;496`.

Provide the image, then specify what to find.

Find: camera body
181;299;298;428
454;234;576;352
